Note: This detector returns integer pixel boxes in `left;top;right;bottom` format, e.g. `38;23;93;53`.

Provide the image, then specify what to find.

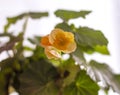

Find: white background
0;0;120;95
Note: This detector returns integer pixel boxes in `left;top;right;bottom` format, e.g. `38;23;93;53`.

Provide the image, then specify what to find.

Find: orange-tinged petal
45;46;61;59
40;35;51;47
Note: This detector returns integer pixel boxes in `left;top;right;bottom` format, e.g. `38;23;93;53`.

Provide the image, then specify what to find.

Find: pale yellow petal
45;46;61;59
62;42;77;53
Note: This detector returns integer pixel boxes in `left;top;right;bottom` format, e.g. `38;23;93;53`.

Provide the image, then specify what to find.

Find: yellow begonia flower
49;28;77;53
40;28;77;59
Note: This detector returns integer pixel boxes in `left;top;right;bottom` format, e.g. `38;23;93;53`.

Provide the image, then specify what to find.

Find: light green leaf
89;60;120;94
63;58;80;86
23;46;34;51
63;70;100;95
19;58;59;95
94;45;109;54
55;9;91;21
75;27;109;54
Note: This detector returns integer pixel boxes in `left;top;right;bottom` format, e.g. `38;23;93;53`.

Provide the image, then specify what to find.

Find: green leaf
89;60;120;94
28;12;48;19
0;68;13;95
19;58;59;95
63;65;79;86
55;9;91;21
32;46;46;60
75;27;109;54
63;70;100;95
72;46;86;65
23;46;34;51
4;14;25;32
0;71;8;95
4;12;48;32
63;58;80;86
94;45;109;54
55;22;73;32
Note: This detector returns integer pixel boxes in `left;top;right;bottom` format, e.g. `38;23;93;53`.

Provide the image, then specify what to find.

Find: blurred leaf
75;27;109;54
23;46;34;51
72;46;86;65
0;37;22;53
28;12;48;19
89;60;120;94
32;46;46;60
0;72;8;95
55;22;73;32
63;70;99;95
0;58;13;70
55;9;91;21
0;68;13;95
94;45;109;55
4;14;25;32
28;36;41;45
19;58;59;95
4;12;48;32
63;59;80;86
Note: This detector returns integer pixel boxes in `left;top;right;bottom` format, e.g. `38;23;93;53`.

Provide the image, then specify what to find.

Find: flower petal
40;35;51;47
45;46;61;59
62;42;77;53
49;28;76;53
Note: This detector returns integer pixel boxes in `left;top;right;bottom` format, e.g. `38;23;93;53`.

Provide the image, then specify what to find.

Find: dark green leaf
55;22;73;32
55;9;91;21
0;72;8;95
89;60;120;94
63;70;100;95
29;12;48;19
0;58;13;70
75;27;109;54
0;68;13;95
32;46;46;60
19;58;59;95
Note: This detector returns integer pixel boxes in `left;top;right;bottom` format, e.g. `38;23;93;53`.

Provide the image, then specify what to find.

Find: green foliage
4;12;48;32
55;9;91;21
63;70;100;95
89;60;120;93
75;27;109;54
19;58;59;95
0;9;120;95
